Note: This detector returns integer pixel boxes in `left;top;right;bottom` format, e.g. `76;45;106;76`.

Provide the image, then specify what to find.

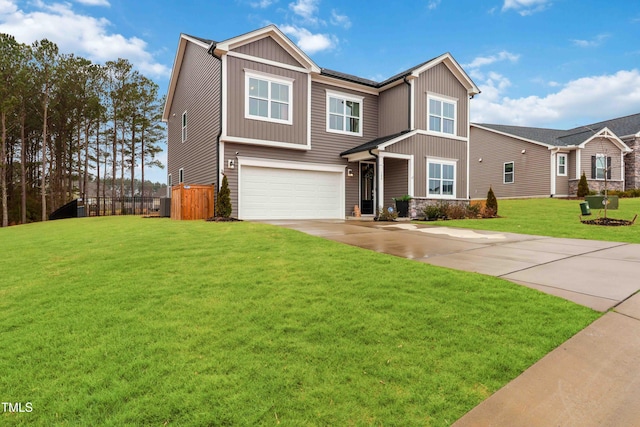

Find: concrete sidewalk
266;219;640;426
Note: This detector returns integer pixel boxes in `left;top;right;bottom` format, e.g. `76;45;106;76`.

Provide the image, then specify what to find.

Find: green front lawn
1;217;599;426
429;198;640;243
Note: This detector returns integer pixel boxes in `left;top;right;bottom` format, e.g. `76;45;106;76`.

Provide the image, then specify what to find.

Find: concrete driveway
265;219;640;426
268;219;640;312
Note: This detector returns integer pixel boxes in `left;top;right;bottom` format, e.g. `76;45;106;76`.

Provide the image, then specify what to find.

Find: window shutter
591;156;596;179
607;157;612;180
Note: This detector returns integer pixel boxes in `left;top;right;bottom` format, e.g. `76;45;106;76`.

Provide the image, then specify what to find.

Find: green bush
577;172;590;197
422;204;444;221
215;175;232;218
376;206;398;221
442;203;468;219
486;187;498;215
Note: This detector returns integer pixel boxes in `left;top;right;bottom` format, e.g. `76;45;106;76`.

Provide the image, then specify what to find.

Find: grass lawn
430;198;640;243
1;217;599;426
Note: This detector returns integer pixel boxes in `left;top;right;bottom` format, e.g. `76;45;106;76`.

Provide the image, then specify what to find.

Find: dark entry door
360;163;375;215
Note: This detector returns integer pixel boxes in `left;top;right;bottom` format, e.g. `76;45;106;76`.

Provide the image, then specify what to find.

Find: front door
360;162;375;215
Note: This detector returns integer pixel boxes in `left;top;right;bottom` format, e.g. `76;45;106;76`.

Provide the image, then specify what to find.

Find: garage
238;160;345;220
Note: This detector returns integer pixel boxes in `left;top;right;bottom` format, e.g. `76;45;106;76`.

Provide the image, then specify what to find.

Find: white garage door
239;165;344;220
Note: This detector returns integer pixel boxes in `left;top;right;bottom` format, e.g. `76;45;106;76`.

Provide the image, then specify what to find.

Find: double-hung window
557;154;567;176
592;154;611;180
504;162;514;184
428;95;456;135
326;90;363;136
427;159;456;199
245;71;293;125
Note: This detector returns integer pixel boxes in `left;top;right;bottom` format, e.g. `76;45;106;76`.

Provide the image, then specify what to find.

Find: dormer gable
213;25;321;74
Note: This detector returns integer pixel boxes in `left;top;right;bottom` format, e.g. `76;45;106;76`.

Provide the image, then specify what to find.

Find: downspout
403;76;412;131
207;43;223;193
369;149;379;217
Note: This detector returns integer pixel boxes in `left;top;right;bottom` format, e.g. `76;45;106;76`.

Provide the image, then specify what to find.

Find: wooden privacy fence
171;183;215;220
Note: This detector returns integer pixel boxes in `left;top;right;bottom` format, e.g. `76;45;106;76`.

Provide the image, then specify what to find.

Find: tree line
0;33;165;226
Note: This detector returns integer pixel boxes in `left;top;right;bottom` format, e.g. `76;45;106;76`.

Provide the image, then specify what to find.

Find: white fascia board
578;127;632;152
411;53;480;96
163;36;188;122
471;124;554;149
342;151;377;162
223;135;310;151
215;25;321;73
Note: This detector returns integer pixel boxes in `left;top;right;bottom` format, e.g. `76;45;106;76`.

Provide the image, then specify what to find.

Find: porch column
377;156;384;213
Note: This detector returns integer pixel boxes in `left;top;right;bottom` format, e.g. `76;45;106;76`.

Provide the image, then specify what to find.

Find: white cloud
571;33;610;48
330;9;350;29
465;51;520;69
0;0;169;78
289;0;318;20
471;69;640;127
250;0;276;8
74;0;110;6
280;24;335;54
502;0;551;16
428;0;441;10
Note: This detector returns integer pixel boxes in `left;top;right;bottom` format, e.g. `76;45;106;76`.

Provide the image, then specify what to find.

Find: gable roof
340;130;414;158
473;115;636;153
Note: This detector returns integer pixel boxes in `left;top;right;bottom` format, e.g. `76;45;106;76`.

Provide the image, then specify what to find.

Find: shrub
577;172;590;197
376;206;398;221
442;203;468;219
215;175;232;218
481;206;497;218
486;187;498;215
422;204;443;221
466;203;482;218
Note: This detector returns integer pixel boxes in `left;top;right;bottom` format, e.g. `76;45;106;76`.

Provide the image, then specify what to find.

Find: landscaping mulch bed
581;216;637;226
206;216;242;222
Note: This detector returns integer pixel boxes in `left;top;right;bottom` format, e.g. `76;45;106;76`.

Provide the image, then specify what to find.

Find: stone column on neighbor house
624;137;640;190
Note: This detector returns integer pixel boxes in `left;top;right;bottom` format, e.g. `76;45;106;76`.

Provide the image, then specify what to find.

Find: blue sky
1;0;640;183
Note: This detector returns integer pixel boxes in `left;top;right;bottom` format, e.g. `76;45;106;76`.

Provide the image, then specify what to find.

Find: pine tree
216;175;232;218
486;186;498;216
577;172;590;197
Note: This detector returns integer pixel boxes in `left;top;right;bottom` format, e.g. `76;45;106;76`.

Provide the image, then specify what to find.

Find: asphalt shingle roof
340;131;412;156
475;113;640;147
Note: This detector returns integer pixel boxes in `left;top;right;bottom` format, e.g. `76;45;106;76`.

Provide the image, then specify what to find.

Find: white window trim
427;158;457;200
427;93;457;136
504;161;514;184
244;70;293;126
557;153;567;176
325;89;364;137
181;111;187;143
178;168;184;184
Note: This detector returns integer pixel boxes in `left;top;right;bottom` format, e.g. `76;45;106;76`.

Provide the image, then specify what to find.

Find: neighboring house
469;114;640;199
163;25;480;220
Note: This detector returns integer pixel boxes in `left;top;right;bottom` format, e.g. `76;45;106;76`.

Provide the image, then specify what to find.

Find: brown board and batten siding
383;158;409;209
233;37;303;68
469;126;550;199
414;63;470;137
226;56;308;145
581;138;623;181
166;42;220;186
386;134;467;199
378;83;409;137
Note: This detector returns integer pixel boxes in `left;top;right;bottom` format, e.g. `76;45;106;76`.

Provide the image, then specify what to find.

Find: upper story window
245;70;293;125
428;94;456;136
326;90;363;137
178;168;184;184
504;161;514;184
427;158;456;199
181;111;187;143
557;154;567;176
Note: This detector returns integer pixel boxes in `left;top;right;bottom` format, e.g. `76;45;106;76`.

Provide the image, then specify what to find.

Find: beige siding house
469;118;638;199
163;25;480;219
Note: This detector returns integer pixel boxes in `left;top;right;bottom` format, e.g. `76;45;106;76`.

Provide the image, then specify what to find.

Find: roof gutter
207;43;223;192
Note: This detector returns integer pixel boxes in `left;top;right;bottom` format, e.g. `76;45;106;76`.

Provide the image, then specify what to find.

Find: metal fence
84;197;161;216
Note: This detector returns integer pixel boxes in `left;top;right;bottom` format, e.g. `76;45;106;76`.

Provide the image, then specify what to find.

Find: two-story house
163;25;480;220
